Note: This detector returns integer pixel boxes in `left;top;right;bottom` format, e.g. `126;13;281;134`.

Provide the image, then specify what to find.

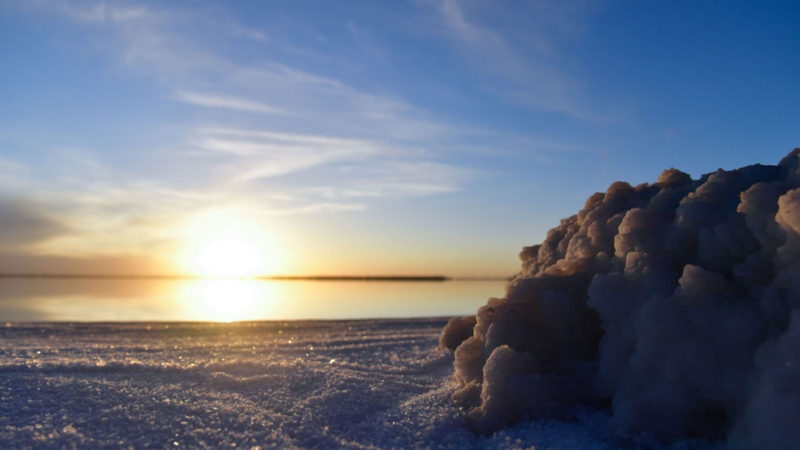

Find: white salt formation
443;149;800;448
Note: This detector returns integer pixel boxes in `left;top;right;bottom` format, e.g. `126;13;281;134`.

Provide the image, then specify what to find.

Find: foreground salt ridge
441;149;800;448
1;320;635;448
1;320;451;448
1;320;721;448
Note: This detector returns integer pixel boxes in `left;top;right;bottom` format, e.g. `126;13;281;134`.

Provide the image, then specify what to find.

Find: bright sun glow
194;236;263;277
178;279;265;322
174;279;288;322
177;211;280;277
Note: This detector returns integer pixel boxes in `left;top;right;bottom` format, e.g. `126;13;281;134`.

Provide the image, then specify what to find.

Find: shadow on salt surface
0;319;718;449
479;409;724;450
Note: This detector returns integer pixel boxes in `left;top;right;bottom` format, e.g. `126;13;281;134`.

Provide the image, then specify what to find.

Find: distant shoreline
0;273;512;282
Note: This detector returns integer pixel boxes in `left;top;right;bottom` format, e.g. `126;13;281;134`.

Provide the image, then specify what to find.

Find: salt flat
0;320;713;449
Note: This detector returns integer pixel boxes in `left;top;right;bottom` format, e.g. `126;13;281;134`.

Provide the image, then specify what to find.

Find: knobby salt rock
441;148;800;448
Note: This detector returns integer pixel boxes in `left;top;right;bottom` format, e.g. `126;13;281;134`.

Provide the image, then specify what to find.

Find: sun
177;211;279;278
192;236;263;277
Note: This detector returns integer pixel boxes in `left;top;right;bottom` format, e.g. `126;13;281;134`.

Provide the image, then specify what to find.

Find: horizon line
0;273;513;282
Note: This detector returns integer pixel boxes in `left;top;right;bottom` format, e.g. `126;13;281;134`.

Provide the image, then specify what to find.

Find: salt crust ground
0;320;717;449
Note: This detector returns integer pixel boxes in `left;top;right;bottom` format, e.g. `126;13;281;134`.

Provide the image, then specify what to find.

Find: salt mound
440;315;477;350
443;149;800;448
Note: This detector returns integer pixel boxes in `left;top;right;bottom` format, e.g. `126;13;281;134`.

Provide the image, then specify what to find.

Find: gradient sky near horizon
1;0;799;277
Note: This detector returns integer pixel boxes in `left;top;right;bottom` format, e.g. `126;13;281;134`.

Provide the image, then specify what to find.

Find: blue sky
1;0;799;276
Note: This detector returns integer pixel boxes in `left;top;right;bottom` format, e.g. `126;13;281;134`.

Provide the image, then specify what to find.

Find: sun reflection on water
177;279;281;322
0;278;508;322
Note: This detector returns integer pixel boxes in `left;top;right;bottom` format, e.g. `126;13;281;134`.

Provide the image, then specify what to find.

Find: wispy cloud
174;91;287;115
190;127;475;199
304;160;474;199
263;202;366;216
25;1;456;140
28;0;150;25
434;0;596;118
191;128;381;182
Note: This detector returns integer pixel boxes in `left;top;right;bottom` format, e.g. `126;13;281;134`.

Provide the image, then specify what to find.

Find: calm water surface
0;278;507;322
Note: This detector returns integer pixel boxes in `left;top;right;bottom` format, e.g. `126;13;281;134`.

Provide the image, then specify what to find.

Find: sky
0;0;799;277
